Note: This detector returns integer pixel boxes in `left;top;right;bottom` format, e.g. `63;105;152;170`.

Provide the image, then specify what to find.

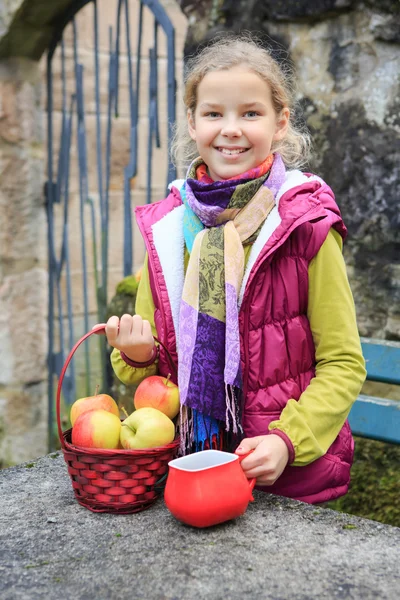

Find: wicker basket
56;324;180;514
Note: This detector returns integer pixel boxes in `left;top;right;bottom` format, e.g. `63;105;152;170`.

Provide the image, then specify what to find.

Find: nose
220;117;242;138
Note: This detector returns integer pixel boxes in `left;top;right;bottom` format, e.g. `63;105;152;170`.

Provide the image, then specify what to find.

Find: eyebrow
198;103;222;109
198;101;266;110
241;102;266;109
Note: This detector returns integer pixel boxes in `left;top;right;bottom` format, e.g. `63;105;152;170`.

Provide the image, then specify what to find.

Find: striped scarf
178;153;285;453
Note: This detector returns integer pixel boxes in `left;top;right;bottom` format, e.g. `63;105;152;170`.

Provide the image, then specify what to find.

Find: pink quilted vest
136;174;354;504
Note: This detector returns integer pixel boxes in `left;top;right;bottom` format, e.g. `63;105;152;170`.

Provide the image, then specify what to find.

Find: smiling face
187;65;289;181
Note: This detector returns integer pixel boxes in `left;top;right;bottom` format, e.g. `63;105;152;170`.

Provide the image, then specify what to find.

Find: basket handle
56;324;178;448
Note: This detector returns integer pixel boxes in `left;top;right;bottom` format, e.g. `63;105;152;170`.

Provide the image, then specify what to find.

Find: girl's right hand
104;314;155;363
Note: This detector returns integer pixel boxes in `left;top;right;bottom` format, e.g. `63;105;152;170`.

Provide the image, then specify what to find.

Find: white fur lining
151;204;186;345
168;178;185;191
238;204;281;308
238;170;323;308
275;170;323;204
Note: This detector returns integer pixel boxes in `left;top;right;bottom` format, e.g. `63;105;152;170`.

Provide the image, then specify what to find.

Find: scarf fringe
178;387;243;456
178;404;194;456
225;383;238;434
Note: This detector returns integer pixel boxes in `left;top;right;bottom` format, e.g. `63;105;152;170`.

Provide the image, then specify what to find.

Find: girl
100;35;366;504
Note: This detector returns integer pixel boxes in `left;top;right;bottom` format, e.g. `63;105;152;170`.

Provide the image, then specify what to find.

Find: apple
134;374;180;419
70;392;119;426
72;409;121;449
120;407;175;449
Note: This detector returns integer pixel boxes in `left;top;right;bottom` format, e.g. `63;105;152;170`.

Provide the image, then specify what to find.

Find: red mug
164;449;256;528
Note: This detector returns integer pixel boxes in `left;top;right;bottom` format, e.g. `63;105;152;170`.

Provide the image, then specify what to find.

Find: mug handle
237;450;256;501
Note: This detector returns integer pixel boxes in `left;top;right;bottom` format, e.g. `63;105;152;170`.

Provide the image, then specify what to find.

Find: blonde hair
172;33;311;171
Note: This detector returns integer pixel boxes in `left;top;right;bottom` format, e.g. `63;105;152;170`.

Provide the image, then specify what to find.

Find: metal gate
45;0;177;450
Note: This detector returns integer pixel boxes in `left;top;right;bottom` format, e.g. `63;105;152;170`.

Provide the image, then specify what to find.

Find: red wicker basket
56;324;180;514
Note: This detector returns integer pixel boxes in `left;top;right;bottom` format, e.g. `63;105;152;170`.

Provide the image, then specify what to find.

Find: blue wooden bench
348;338;400;445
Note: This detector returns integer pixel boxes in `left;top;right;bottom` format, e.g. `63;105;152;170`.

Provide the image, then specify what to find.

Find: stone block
0;268;48;386
0;148;46;276
0;58;42;143
0;381;48;465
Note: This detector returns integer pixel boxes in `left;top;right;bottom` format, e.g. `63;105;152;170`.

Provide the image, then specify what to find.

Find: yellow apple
134;374;180;419
70;393;119;426
72;409;121;449
120;407;175;449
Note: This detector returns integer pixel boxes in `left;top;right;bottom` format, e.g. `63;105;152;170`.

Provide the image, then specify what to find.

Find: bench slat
349;394;400;445
361;338;400;385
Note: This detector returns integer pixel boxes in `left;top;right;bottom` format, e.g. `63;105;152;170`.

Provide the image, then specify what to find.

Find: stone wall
0;58;48;464
179;0;400;339
0;0;187;465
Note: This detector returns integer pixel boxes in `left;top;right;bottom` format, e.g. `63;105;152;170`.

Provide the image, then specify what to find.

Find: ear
273;107;290;142
187;109;196;141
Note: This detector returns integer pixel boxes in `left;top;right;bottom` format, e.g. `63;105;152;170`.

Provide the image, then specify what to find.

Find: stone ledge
1;453;399;599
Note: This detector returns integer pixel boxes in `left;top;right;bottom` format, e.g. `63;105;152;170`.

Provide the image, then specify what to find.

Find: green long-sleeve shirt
111;228;366;466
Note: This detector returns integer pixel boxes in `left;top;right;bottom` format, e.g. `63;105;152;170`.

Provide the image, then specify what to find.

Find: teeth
218;148;247;155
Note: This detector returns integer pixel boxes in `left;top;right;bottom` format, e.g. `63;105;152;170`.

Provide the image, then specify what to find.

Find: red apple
70;392;119;426
120;407;175;449
134;374;180;419
72;409;121;449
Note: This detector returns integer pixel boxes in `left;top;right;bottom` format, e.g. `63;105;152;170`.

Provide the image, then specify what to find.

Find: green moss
327;437;400;527
25;561;49;569
115;275;139;297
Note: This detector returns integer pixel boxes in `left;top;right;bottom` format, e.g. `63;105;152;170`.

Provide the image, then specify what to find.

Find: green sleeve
111;254;158;386
268;229;367;466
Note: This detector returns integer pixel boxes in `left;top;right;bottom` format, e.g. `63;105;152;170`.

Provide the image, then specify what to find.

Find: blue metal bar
114;0;124;119
93;0;105;309
123;0;134;276
56;64;69;278
62;95;76;405
361;338;400;385
165;27;177;185
124;0;135;177
349;394;400;445
103;25;117;316
46;51;56;452
147;46;156;205
153;19;160;148
73;19;91;396
133;1;143;178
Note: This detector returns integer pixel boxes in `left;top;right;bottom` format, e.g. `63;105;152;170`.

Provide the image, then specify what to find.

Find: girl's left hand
235;435;289;486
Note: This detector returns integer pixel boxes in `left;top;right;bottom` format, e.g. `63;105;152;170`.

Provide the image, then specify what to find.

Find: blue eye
245;111;259;118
